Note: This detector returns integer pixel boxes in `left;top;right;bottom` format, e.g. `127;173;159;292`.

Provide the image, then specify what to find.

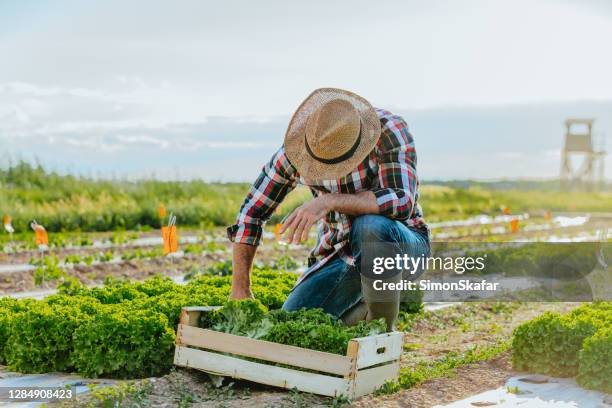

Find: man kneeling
227;88;430;330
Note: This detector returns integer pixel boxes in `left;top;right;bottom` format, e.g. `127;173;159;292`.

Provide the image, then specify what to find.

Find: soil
354;353;515;408
0;243;173;265
0;244;310;296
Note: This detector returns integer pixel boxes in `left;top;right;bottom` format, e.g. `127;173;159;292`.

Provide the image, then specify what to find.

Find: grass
376;340;511;395
3;162;612;233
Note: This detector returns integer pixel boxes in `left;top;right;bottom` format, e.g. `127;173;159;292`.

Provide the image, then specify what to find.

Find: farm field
0;164;610;407
3;0;612;406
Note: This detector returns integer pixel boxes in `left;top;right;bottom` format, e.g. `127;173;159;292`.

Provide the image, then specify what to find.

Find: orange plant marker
510;218;519;233
162;225;178;255
158;204;167;218
274;223;283;242
3;215;14;235
34;227;49;245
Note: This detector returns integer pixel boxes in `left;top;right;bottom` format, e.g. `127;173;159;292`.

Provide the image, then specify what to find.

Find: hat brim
284;88;381;182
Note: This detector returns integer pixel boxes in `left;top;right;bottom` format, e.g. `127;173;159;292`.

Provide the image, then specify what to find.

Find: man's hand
280;195;332;244
230;286;254;300
280;192;379;245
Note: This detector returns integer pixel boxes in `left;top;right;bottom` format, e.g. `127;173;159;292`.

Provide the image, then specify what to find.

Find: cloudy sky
0;0;611;181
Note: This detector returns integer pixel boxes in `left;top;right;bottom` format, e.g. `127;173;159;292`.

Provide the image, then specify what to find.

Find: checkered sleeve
372;114;418;221
227;146;297;246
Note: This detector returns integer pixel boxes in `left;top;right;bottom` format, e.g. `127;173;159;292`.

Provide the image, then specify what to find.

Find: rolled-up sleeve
372;115;418;221
227;146;297;246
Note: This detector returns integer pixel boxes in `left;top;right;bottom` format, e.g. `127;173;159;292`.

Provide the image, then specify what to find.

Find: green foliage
97;251;115;262
0;298;33;364
72;308;175;378
0;269;297;378
205;260;233;276
577;328;612;393
0;161;252;233
64;254;83;265
4;162;611;233
420;185;612;222
87;380;152;408
133;291;193;329
251;270;297;310
207;300;387;355
400;287;424;314
31;255;66;285
480;242;604;278
264;311;386;355
121;247;164;261
211;299;270;338
5;300;95;372
512;302;611;393
263;255;300;271
377;341;510;395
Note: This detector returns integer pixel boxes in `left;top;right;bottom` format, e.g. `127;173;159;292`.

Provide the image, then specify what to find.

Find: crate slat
352;360;400;397
354;332;403;369
177;325;352;376
175;345;351;397
181;306;222;312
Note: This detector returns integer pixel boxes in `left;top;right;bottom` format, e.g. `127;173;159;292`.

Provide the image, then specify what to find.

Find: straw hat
284;88;381;181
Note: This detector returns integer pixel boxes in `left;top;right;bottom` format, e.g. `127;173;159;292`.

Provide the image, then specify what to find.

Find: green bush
72;307;175;378
5;301;94;373
0;298;34;364
512;312;560;374
512;302;612;390
132;290;205;329
577;328;612;393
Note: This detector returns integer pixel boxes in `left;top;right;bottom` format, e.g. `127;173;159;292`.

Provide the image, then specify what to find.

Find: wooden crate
174;306;403;398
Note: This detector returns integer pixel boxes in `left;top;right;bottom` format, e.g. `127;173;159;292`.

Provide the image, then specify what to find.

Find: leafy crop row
512;302;611;393
0;270;296;378
1;267;422;379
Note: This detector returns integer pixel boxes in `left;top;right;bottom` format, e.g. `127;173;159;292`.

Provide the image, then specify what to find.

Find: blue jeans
282;214;430;324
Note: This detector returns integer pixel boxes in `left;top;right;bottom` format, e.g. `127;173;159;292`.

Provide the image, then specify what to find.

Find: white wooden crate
173;306;403;398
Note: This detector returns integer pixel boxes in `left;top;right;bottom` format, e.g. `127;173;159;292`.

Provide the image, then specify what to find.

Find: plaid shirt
227;108;426;283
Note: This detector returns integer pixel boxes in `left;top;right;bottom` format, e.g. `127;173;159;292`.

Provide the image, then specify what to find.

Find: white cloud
115;135;170;149
0;1;611;180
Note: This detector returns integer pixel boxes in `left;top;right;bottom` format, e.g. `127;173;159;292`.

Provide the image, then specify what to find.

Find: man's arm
228;147;296;299
280;191;379;244
231;242;257;299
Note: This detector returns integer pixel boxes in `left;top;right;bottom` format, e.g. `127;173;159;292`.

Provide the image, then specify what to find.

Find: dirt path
355;353;515;408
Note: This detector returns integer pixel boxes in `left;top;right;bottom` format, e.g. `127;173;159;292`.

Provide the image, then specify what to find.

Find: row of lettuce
0;268;422;379
512;301;611;393
0;270;297;378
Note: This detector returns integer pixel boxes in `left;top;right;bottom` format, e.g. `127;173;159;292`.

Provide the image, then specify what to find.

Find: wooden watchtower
560;118;606;191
